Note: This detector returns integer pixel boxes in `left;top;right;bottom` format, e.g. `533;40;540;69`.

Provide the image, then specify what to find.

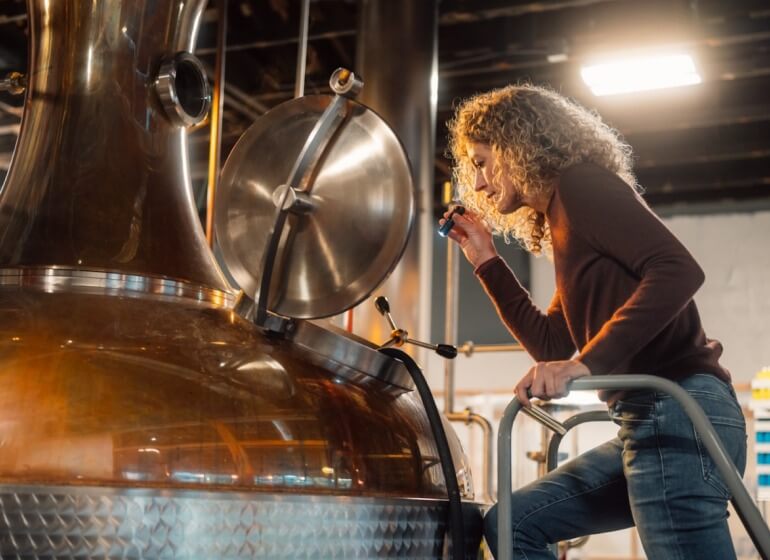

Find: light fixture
581;52;701;96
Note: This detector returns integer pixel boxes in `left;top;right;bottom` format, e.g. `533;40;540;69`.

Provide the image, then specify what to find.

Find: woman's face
466;142;523;214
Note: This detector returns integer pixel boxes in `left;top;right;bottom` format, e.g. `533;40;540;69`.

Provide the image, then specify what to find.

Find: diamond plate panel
0;486;482;559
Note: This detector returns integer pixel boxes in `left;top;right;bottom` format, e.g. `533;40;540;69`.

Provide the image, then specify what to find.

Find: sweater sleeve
560;164;705;374
475;257;576;361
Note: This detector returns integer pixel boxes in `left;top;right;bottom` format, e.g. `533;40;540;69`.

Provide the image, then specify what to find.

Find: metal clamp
252;68;361;330
496;375;770;560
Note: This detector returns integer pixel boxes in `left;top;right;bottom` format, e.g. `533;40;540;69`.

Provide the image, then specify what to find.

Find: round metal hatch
215;94;415;319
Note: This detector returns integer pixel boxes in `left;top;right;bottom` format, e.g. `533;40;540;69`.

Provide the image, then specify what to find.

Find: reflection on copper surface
0;0;228;291
0;0;473;533
0;290;451;498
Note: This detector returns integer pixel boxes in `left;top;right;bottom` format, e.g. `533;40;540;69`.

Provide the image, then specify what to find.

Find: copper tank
0;0;482;556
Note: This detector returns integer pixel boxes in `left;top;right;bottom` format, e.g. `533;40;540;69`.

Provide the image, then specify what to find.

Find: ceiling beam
439;0;627;25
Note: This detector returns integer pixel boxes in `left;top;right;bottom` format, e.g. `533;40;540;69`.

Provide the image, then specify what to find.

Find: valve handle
373;297;456;359
374;295;390;315
436;344;458;359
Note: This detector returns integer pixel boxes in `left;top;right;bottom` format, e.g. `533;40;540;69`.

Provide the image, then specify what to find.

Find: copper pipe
206;0;228;247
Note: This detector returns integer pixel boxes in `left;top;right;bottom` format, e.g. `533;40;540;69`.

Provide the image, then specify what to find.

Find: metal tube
0;100;22;117
404;337;435;351
521;405;567;436
384;312;398;332
205;0;227;247
352;0;438;359
0;14;27;25
545;410;611;471
254;93;348;326
195;29;356;56
294;0;310;98
458;341;524;356
497;375;770;560
447;409;494;504
444;227;460;414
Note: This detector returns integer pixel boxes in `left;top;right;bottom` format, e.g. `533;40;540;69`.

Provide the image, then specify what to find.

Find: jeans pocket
693;420;747;499
610;396;655;426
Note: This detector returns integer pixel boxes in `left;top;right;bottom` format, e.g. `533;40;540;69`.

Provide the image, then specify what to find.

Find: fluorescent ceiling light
581;53;701;96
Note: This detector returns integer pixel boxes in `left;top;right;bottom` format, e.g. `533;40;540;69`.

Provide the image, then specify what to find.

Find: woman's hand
439;209;499;268
515;359;591;407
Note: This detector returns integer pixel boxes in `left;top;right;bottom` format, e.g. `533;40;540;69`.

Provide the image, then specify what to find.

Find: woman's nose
474;170;486;191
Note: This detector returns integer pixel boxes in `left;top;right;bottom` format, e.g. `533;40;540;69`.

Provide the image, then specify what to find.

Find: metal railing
496;375;770;560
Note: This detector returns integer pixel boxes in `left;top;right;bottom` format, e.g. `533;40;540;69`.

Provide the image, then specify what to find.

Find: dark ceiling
1;0;770;219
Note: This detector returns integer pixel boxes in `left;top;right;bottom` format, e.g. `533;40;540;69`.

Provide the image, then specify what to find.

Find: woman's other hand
439;209;499;268
515;359;591;407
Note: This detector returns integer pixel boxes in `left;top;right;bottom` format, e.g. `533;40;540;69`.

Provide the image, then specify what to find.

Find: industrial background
4;0;770;211
1;1;769;559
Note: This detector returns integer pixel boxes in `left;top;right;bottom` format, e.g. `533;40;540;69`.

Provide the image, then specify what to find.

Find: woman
442;84;747;559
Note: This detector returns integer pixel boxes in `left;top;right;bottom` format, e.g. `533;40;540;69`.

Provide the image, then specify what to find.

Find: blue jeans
485;374;747;559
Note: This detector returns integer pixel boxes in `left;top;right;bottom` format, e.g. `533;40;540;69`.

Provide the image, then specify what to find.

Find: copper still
0;0;482;557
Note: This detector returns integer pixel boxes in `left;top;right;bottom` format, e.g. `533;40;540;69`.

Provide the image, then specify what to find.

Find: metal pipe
195;29;356;56
447;409;494;504
202;66;268;117
205;0;227;247
443;219;460;414
352;0;438;358
440;0;620;25
294;0;310;98
0;100;23;117
457;341;524;356
497;375;770;560
520;405;567;436
545;410;611;471
0;124;21;136
0;14;27;25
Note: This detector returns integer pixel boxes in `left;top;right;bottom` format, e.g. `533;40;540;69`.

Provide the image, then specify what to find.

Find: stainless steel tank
0;0;483;557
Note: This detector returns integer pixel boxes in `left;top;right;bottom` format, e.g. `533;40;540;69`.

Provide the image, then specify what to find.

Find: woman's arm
475;257;576;361
442;209;576;361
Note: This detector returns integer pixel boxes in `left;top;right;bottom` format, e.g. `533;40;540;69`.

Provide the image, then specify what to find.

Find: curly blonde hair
447;84;637;255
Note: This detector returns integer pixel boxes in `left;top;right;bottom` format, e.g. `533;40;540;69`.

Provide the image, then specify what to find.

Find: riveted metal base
0;485;482;558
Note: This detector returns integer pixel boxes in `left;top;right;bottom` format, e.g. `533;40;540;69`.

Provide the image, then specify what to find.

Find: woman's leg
484;436;635;559
617;374;748;560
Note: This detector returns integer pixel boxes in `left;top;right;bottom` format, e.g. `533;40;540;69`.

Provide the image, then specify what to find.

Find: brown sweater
476;163;730;399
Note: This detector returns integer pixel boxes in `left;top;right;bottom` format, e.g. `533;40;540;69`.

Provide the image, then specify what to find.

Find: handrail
497;374;770;560
545;410;611;472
